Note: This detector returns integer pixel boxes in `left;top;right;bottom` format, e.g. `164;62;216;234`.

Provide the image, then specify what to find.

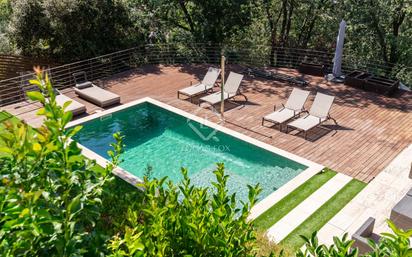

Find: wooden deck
2;64;412;182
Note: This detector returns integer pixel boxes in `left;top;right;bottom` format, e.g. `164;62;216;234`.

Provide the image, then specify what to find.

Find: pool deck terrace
2;64;412;183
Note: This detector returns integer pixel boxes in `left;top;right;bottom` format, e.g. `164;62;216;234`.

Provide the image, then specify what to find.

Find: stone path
267;173;353;243
316;144;412;246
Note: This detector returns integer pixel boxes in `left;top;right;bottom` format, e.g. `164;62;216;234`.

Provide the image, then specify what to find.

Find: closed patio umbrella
332;19;346;78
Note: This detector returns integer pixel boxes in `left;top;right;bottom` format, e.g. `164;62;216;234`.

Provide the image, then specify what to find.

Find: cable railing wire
0;43;410;106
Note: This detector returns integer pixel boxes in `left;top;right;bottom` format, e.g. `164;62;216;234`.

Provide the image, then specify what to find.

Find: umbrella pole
220;55;225;121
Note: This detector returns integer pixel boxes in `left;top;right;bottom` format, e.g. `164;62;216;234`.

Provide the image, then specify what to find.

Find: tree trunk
177;0;196;34
264;0;282;66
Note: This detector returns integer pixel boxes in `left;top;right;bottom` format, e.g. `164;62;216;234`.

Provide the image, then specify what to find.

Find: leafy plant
297;220;412;257
0;67;124;256
109;164;265;257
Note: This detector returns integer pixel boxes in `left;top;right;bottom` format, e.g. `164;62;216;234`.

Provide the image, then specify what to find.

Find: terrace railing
0;43;410;106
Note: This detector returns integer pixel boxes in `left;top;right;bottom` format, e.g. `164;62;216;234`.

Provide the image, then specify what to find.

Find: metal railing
0;43;410;106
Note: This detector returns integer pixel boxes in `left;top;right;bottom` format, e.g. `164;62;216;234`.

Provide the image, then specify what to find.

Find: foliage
1;0;410;73
109;164;265;257
297;220;412;257
0;68;127;256
0;0;12;53
8;0;136;61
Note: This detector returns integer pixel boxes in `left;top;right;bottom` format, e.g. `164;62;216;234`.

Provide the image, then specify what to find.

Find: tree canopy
0;0;411;70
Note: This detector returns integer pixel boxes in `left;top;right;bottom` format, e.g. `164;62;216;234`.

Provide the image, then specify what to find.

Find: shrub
297;220;412;257
109;165;264;257
0;68;124;255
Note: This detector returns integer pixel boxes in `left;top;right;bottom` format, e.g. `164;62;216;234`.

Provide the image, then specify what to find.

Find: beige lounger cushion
264;108;296;124
287;93;335;132
284;88;311;111
309;93;335;118
199;72;243;105
178;83;213;96
288;115;326;131
56;94;86;116
75;85;120;107
264;88;310;124
178;67;220;97
200;91;236;105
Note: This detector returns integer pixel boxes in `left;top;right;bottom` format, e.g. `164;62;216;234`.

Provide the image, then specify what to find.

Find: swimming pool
70;98;321;207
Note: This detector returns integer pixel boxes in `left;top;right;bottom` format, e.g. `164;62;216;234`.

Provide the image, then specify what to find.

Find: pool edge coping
68;97;324;219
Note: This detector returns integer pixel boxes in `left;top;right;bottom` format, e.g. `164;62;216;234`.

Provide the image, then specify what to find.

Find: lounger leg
261;118;265;126
304;131;307;140
177;92;180;99
240;93;248;102
190;96;193;103
330;116;338;125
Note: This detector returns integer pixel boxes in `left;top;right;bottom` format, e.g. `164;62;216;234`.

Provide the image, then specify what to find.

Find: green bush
297;220;412;257
0;68;270;257
0;68;126;255
109;165;264;257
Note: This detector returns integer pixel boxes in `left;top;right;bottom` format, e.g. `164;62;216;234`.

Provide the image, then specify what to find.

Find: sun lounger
262;88;310;131
390;188;412;230
287;92;336;139
55;90;86;116
73;72;120;107
178;67;221;102
352;217;381;254
199;72;246;107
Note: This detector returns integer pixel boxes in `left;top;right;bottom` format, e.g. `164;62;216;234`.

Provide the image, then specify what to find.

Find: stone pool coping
67;97;324;219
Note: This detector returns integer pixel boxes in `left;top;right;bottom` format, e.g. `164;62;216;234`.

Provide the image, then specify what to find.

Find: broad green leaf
61;111;73;126
27;91;45;103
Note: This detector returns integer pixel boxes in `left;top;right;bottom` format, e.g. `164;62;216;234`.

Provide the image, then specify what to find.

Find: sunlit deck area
3;64;412;182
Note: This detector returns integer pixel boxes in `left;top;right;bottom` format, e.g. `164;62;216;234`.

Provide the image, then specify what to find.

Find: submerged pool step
266;173;352;243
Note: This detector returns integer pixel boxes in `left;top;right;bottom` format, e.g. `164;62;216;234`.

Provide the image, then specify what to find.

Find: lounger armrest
315;115;328;123
354;217;375;237
352;234;370;245
274;104;286;111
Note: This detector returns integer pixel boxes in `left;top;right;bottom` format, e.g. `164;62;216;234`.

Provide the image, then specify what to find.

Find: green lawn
281;179;367;251
253;169;337;230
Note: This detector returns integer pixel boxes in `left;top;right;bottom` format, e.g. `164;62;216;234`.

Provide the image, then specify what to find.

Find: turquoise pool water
74;102;307;202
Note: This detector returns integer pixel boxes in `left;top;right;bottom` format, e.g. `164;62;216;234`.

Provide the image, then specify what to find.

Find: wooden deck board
2;64;411;183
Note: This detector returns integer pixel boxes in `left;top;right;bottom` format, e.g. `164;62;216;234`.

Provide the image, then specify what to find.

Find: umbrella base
326;73;345;83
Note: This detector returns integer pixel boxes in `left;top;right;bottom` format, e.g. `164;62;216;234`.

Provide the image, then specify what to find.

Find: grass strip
281;179;367;251
253;169;336;230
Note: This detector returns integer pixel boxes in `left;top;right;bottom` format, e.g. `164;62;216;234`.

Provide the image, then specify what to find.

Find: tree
128;0;254;44
8;0;137;61
343;0;411;69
